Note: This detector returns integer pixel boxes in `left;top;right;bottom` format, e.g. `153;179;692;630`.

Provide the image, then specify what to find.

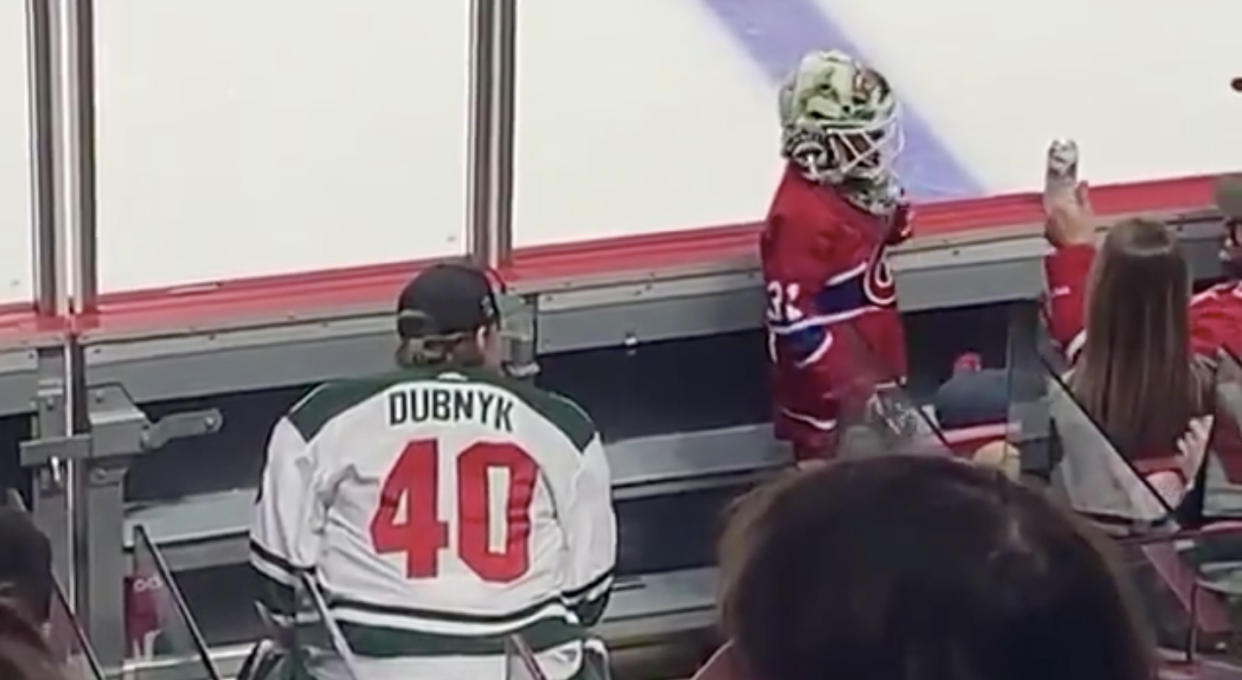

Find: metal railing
467;0;518;269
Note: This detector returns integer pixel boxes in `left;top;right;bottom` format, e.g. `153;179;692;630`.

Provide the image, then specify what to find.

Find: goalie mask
779;50;904;200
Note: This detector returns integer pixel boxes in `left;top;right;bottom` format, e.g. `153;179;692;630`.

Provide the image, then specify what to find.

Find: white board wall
513;0;781;248
94;0;469;293
0;1;32;305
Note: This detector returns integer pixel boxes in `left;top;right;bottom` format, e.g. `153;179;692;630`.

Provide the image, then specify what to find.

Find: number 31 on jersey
767;281;803;324
370;439;538;583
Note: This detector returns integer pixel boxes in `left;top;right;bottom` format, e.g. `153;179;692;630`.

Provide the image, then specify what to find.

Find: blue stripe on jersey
813;269;869;318
783;325;829;364
769;267;872;343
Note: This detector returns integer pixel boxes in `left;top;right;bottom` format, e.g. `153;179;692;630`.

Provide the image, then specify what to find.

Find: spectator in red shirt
1044;181;1242;497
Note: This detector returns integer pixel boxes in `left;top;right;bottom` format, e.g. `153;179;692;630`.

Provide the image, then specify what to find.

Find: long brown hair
394;310;493;369
1073;218;1209;457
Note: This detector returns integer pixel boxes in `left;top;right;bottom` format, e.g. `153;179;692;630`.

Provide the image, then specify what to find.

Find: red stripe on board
1;173;1221;341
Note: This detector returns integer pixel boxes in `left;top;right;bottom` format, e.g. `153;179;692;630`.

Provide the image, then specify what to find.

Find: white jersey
250;365;616;680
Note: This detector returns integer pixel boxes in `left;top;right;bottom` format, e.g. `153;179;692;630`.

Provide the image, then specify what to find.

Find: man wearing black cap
248;262;616;680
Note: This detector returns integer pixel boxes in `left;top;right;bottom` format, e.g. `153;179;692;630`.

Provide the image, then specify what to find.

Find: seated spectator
935;175;1242;451
1045;181;1242;500
0;507;52;628
700;456;1154;680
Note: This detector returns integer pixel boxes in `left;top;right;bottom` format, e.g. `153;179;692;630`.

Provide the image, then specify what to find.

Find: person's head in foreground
0;507;51;627
779;49;904;215
0;599;60;680
1077;217;1209;456
719;456;1154;680
394;262;503;371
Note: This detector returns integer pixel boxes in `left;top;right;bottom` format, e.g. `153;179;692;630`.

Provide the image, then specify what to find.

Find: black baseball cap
396;263;499;339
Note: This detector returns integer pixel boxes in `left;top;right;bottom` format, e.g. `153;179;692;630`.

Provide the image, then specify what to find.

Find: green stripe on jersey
287;365;597;451
451;369;596;452
255;569;298;617
330;616;584;657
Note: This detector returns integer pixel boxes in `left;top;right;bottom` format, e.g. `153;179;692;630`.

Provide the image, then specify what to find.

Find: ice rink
0;0;1238;302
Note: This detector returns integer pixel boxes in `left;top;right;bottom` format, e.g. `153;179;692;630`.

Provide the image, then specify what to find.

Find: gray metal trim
0;347;38;414
600;567;715;626
890;236;1049;312
539;286;764;353
535;268;763;352
85;316;397;402
608;423;791;489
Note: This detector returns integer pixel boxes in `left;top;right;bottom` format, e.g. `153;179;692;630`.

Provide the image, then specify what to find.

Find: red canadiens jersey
761;164;909;460
1045;244;1242;363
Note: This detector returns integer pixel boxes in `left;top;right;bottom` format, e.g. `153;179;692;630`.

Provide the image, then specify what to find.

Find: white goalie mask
779;50;904;185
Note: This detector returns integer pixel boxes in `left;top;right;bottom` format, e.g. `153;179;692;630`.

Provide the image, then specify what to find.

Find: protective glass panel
504;634;608;680
95;1;468;293
834;323;952;459
1040;357;1173;528
1121;519;1242;676
995;303;1047;481
1202;348;1242;520
1120;534;1242;674
0;0;31;305
505;634;548;680
48;577;106;680
293;572;361;680
130;525;220;680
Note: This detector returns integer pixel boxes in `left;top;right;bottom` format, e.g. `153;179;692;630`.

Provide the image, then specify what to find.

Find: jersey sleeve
1044;243;1095;362
559;433;616;627
764;208;903;441
250;416;324;620
1191;282;1242;358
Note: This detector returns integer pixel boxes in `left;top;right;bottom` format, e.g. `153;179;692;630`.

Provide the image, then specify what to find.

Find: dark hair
1075;217;1210;456
0;508;52;624
720;456;1154;680
0;599;60;680
394;306;500;369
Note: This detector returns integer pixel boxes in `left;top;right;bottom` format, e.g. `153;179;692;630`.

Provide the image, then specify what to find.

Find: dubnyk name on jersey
387;385;515;432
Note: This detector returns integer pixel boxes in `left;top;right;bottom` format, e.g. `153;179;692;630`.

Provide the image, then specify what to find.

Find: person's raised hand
1045;181;1095;248
1177;415;1214;480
